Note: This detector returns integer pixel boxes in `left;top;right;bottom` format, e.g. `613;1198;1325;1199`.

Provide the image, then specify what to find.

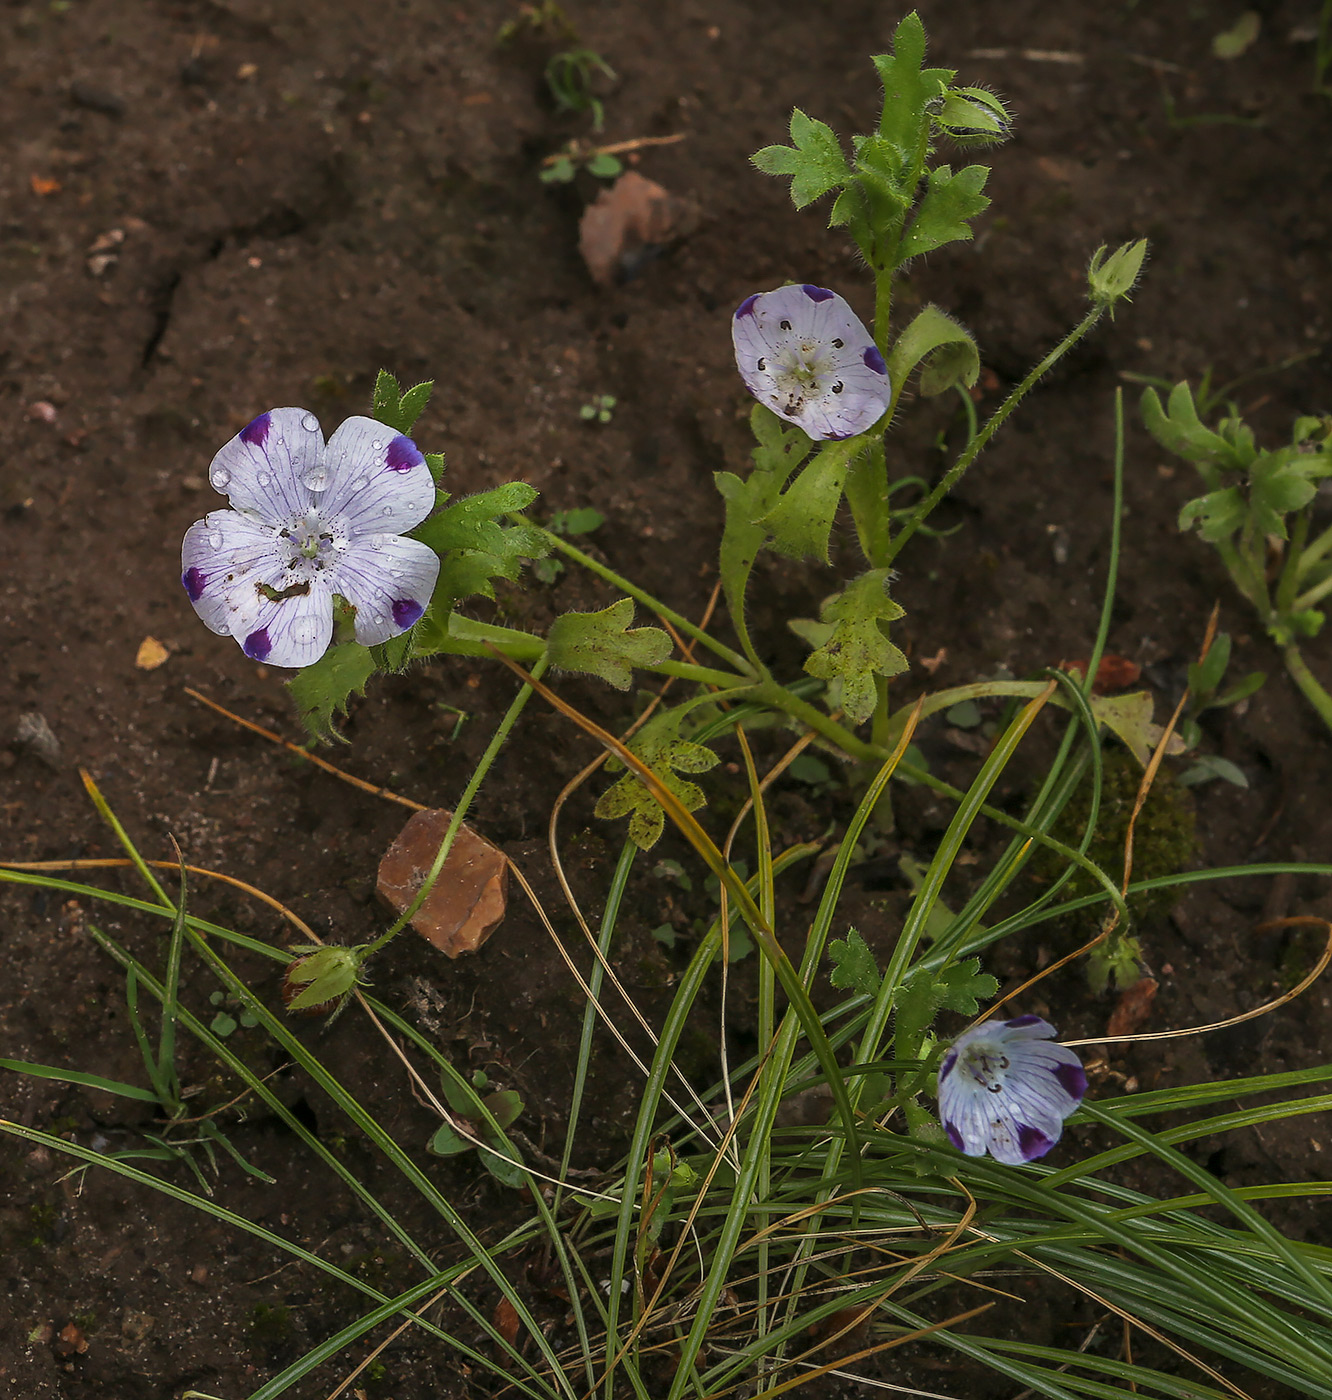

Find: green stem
532;526;754;675
1283;643;1332;737
652;659;753;689
1293;574;1332;613
362;657;548;958
882;303;1107;567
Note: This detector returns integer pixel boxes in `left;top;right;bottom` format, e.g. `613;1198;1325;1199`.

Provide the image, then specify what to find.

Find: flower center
960;1045;1011;1094
277;510;347;577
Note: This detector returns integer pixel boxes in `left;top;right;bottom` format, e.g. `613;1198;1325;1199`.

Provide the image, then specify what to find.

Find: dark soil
3;0;1331;1396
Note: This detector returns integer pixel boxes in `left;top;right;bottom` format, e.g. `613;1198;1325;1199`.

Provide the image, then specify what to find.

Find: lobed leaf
287;641;378;741
751;107;851;210
546;597;672;690
897;163;990;262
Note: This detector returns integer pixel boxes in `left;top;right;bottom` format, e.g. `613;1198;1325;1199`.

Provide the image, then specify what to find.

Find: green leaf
759;440;859;563
898;164;990;262
1179;486;1246;542
593;712;719;850
1188;631;1233;698
585;152;622;178
828;929;880;997
550;506;605;535
751;107;851;210
546;597;672;690
371;631;414;675
932;958;999;1016
482;1138;527;1189
371;371;434;434
483;1089;525;1129
1249;455;1317;538
715;404;809;624
372;369;402;425
411;484;547;643
1213;10;1260;59
871;12;954;159
802;568;908;725
887;304;980;397
427;1124;473;1157
287;641;378;742
1179;754;1249;788
1142;382;1247;471
1215;671;1266;707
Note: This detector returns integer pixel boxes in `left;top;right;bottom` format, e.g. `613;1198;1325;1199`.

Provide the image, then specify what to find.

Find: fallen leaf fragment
55;1323;88;1357
578;171;699;288
135;636;169;670
377;807;507;957
1060;655;1142;693
30;174;62;196
1106;976;1158;1038
493;1297;520;1348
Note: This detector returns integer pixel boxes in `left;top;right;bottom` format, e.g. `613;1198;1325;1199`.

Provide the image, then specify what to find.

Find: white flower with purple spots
732;284;890;441
937;1016;1087;1165
181;408;440;669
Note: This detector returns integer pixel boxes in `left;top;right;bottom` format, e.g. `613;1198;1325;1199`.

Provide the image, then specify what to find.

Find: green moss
247;1304;293;1346
1034;747;1197;928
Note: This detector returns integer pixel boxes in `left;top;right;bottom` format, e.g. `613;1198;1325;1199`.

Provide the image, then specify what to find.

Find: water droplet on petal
381;504;393;515
300;463;330;491
389;569;403;579
290;615;320;645
350;475;368;493
257;471;271;487
208;531;223;549
212;467;231;488
371;439;383;450
300;412;319;432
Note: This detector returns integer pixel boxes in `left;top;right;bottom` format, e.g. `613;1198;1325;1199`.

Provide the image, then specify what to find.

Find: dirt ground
2;0;1331;1395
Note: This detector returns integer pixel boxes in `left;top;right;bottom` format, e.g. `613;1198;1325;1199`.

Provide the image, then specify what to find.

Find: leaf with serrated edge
547;597;672;690
828;929;880;997
287;641;377;742
898;164;990;261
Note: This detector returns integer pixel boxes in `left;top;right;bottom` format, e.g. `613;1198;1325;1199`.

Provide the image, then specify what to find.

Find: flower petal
236;581;335;669
319;415;437;535
732;284;890;441
327;534;441;647
182;510;284;638
208;407;327;523
936;1018;1085;1165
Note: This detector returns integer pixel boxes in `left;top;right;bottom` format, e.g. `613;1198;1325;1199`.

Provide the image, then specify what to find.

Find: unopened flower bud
1088;239;1149;308
281;945;362;1017
934;87;1012;144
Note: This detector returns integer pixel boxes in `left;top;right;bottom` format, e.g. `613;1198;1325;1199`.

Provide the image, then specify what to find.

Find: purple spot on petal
1017;1124;1054;1161
240;412;271;446
944;1122;964;1151
386;434;424;473
1054;1061;1088;1102
1005;1014;1042;1028
802;284;835;302
938;1048;958;1083
182;567;207;601
862;345;888;375
391;597;424;629
243;627;272;661
734;294;760;319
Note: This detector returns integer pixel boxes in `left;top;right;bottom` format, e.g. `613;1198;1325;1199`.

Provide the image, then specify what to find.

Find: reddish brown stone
376;808;508;958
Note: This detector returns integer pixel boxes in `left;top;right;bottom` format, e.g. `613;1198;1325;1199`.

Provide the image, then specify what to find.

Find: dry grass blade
184;687;425;810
